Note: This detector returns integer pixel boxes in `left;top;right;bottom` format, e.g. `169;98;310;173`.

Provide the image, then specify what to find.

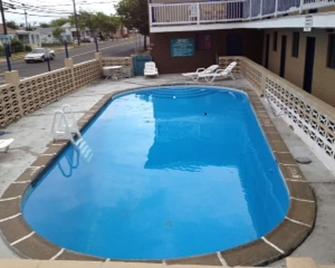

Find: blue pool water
23;86;290;260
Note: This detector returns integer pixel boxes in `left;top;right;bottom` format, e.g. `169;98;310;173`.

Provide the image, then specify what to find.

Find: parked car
24;48;55;63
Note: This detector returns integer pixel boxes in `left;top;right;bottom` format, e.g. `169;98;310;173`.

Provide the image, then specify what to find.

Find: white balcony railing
149;0;335;27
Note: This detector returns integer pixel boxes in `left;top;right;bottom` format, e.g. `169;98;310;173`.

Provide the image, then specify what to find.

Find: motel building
148;0;335;107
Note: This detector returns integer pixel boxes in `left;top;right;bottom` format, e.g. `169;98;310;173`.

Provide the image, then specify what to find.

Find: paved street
0;37;142;82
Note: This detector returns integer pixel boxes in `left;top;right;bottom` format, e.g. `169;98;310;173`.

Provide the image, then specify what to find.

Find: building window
327;34;335;69
273;32;278;51
292;32;299;58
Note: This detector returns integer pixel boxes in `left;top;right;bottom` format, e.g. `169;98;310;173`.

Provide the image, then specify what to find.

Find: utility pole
0;0;12;71
23;4;28;30
0;0;7;34
72;0;81;46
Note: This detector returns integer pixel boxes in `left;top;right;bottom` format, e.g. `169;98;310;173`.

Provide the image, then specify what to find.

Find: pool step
146;88;217;99
75;137;93;162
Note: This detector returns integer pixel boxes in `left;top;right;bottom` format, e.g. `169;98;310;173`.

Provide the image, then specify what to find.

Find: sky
4;0;120;26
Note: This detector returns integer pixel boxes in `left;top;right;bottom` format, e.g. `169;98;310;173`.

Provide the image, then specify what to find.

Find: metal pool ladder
51;105;93;162
51;104;80;142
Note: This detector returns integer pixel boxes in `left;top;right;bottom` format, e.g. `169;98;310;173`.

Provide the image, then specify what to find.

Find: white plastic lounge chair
198;61;237;83
144;61;159;77
0;138;14;153
182;64;219;81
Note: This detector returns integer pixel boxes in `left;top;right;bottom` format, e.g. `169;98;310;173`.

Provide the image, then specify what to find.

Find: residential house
148;0;335;107
36;27;61;44
16;29;41;48
61;22;92;42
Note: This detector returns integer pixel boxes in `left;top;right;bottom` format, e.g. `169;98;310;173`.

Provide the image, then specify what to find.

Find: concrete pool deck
0;75;333;266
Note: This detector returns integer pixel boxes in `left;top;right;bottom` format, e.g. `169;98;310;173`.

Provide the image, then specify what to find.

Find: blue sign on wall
171;38;195;57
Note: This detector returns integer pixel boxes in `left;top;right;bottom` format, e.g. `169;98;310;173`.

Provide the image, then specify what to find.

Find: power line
6;10;67;18
37;1;118;7
3;0;73;14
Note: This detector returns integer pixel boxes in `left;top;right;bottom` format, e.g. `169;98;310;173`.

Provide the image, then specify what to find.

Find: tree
6;21;19;30
50;18;69;28
116;0;149;48
52;27;65;42
68;11;121;38
39;23;50;28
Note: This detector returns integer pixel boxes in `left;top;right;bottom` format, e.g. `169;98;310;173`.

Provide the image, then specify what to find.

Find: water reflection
58;145;80;177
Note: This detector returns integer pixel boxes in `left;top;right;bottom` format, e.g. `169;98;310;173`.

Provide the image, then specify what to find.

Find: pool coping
0;84;316;266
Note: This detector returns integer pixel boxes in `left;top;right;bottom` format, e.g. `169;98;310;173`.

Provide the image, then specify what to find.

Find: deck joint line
261;237;285;254
217;252;228;267
0;213;21;223
12;180;30;184
285;216;312;228
30;165;46;169
0;195;21;202
50;248;64;260
291;196;315;203
10;231;35;246
280;163;298;167
286;179;306;183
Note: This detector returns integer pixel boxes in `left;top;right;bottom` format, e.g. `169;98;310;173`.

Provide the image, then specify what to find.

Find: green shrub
0;45;4;57
24;45;32;52
10;39;24;53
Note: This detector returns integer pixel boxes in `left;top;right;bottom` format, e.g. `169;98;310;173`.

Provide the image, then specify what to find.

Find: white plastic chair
182;64;219;81
0;138;14;153
198;61;237;83
144;61;159;77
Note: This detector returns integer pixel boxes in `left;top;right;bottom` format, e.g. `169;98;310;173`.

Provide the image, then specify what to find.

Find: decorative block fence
219;56;335;173
0;54;133;128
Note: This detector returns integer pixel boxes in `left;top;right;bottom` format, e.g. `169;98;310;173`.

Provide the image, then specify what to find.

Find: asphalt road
0;37;142;81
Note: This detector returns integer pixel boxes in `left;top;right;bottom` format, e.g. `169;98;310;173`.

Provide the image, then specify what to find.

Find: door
303;37;316;93
280;35;287;77
226;34;243;56
265;34;270;68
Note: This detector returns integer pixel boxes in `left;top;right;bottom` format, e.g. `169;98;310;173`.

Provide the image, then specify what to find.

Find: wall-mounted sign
171;38;195;57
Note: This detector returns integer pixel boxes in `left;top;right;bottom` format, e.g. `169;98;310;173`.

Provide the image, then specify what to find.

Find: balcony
149;0;335;32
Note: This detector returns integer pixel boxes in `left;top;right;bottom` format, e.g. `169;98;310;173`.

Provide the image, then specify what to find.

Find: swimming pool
22;86;290;261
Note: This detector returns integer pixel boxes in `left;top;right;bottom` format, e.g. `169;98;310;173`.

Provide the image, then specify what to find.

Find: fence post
148;4;153;28
249;0;252;19
64;41;69;59
260;0;263;18
64;57;76;90
299;0;304;13
95;52;103;77
4;70;24;117
4;44;12;72
197;3;200;24
4;70;20;86
275;0;278;16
